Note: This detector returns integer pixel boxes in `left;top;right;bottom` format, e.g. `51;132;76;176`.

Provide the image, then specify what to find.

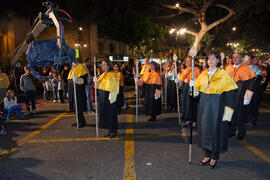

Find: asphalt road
0;90;270;180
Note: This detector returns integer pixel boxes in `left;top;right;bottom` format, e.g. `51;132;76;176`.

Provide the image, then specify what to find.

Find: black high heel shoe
104;130;113;137
110;130;118;138
199;158;211;166
209;160;217;169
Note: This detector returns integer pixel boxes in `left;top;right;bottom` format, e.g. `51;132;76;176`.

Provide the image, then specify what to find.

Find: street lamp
232;27;236;31
79;27;83;31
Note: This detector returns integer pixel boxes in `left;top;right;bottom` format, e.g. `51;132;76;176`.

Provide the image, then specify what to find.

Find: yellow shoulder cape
98;71;119;94
67;63;87;79
195;68;238;94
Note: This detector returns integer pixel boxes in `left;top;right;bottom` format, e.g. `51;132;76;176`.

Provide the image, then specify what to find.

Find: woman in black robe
195;52;238;169
98;59;119;138
138;61;162;122
114;63;124;114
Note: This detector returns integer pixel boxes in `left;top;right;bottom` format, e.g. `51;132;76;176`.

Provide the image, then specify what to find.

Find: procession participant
98;59;119;138
137;61;162;122
70;59;88;128
226;53;256;140
195;52;238;169
114;63;124;114
167;61;180;110
244;55;263;126
178;56;201;127
140;58;150;76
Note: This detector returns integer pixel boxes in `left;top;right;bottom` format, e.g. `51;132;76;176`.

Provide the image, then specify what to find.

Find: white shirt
4;97;18;109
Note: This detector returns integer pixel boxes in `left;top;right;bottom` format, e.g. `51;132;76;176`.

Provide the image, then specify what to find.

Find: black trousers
205;150;219;160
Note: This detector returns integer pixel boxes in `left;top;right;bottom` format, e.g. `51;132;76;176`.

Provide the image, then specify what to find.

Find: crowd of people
0;52;270;168
137;53;270;169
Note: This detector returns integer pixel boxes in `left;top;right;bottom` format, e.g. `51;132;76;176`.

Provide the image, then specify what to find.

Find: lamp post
169;27;186;60
75;26;88;58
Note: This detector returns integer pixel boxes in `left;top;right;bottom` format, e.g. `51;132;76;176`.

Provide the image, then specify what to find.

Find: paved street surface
0;90;270;180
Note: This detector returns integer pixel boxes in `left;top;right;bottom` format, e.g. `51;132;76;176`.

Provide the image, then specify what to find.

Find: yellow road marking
123;114;136;180
16;130;269;144
27;133;183;144
49;114;95;118
240;140;270;163
0;113;66;159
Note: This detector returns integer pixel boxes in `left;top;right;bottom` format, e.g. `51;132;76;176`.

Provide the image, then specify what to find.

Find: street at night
0;90;270;179
1;0;270;179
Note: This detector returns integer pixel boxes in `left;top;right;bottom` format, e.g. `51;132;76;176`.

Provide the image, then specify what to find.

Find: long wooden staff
189;46;197;163
135;61;139;123
72;63;79;129
173;54;181;128
94;57;99;138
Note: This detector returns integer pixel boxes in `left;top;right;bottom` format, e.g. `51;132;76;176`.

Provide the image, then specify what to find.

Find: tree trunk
138;43;145;58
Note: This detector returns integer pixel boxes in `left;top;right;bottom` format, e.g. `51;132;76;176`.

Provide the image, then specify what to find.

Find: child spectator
58;74;65;103
51;75;58;103
4;89;23;120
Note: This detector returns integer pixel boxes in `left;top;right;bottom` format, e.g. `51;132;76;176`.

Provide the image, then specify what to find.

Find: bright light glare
83;44;87;47
179;28;186;35
232;27;236;31
176;3;179;8
79;27;83;31
169;28;175;34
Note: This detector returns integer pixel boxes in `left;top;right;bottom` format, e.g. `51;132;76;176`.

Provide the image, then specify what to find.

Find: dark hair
206;51;222;68
150;61;160;72
102;59;114;71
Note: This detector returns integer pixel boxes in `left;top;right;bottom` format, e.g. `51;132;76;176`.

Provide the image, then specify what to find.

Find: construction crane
11;1;75;80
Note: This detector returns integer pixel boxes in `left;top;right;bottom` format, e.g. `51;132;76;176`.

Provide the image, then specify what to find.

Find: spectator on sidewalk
51;75;58;103
61;65;70;98
20;66;36;115
40;67;49;100
83;59;95;113
4;89;23;120
57;74;65;103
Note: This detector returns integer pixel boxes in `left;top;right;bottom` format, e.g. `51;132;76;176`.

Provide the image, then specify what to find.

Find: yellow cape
67;63;87;79
140;65;150;75
195;68;238;94
98;71;119;94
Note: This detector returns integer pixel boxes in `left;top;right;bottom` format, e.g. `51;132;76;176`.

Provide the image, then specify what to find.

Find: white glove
109;92;117;104
189;80;199;97
222;106;234;122
189;80;195;87
175;78;179;84
243;99;250;105
72;76;77;82
93;77;98;83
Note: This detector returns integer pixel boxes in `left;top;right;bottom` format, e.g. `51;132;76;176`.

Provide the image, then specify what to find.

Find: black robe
144;84;161;116
196;68;238;153
116;86;124;109
167;80;177;109
198;91;236;152
231;79;255;125
98;89;118;129
248;76;263;123
181;83;198;122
